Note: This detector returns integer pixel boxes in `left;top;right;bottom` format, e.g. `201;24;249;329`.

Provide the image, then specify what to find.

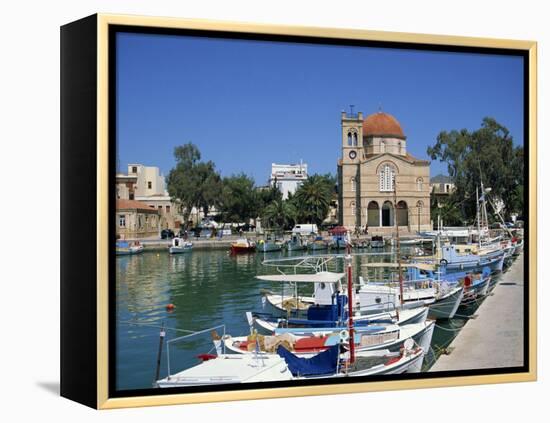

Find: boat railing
261;252;395;274
166;324;226;379
355;301;397;315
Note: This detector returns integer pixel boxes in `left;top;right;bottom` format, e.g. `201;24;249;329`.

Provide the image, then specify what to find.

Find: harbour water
116;247;503;391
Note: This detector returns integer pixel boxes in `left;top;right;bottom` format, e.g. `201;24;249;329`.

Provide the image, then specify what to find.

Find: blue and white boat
169;237;193;254
116;240;144;256
255;272;428;333
285;234;307;251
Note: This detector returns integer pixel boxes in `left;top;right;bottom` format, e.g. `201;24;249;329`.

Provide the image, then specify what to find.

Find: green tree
263;199;297;230
292;174;334;225
166;143;222;228
218;173;259;222
427;117;524;221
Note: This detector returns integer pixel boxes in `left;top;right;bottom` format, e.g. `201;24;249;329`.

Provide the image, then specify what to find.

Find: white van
291;224;318;235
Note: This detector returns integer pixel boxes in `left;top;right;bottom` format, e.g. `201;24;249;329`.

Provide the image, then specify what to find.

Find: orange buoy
166;303;175;311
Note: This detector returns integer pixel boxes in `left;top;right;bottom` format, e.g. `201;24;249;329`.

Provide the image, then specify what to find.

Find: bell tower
341;107;363;164
340;107;363;229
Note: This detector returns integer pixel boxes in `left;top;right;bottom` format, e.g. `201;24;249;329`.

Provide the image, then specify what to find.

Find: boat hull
427;286;464;320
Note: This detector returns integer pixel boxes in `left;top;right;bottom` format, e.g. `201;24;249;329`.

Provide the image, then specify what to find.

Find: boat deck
430;253;524;371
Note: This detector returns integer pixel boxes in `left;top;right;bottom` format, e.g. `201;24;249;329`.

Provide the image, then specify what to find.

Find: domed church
337;110;432;234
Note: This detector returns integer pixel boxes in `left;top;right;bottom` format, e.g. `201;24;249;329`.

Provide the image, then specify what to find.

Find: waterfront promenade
430;253;524;371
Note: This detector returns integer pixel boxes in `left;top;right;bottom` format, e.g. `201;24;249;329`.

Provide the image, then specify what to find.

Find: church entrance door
382;201;394;227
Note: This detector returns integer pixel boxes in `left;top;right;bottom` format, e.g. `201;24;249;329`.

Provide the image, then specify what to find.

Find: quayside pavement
430;253;525;371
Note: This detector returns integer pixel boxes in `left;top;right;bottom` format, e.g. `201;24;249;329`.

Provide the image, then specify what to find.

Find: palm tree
293;175;333;225
263;199;297;230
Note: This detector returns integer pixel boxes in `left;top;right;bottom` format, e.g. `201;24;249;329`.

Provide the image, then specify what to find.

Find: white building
269;162;308;199
124;164;181;230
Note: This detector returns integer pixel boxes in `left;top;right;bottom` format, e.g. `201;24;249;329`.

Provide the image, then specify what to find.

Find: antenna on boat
345;230;355;365
153;321;166;386
393;180;405;309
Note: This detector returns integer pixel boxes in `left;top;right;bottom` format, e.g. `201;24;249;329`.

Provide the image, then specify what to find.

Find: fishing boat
115;240;144;256
434;243;505;274
156;336;424;387
285;233;307;251
308;236;329;251
370;235;385;248
168;237;193;254
222;320;435;362
258;237;283;252
353;239;370;249
329;235;347;250
256;272;428;330
230;238;256;254
360;263;464;320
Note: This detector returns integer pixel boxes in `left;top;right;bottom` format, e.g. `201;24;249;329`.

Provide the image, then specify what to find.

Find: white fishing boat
257;271;428;326
157;337;424;387
168;237;193;254
222;320;435;362
258;238;283;252
285;233;307;251
157;353;294;387
115;240;144;256
360;263;464;320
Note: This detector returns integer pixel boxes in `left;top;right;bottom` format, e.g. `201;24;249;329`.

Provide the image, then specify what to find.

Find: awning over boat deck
361;262;435;271
256;271;346;283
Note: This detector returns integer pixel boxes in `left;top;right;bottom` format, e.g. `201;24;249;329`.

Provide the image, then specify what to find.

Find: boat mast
345;230;355;364
394;182;404;306
476;186;482;248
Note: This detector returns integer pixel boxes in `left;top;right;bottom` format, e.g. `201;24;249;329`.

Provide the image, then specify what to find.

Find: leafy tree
292;174;334;225
257;183;283;213
167;143;222;228
427;117;524;221
263;199;297;230
218;173;260;222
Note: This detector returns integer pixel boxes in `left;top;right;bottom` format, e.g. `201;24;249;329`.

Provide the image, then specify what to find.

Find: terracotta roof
363;112;405;139
116;199;158;212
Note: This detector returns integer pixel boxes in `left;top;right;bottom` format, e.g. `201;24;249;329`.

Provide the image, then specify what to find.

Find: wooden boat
251;306;428;334
308;236;329;251
115;240;144;256
168;237;192;254
285;234;307;251
360;263;464;320
156;338;424;387
258;271;428;325
222;320;435;362
258;238;283;252
230;238;256;254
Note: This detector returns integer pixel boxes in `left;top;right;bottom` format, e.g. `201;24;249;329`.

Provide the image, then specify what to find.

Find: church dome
363;112;405;139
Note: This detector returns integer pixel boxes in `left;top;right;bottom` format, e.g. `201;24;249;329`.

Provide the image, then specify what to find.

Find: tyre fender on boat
439;259;448;266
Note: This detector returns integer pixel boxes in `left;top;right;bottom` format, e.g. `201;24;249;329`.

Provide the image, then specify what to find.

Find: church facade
337;110;432;234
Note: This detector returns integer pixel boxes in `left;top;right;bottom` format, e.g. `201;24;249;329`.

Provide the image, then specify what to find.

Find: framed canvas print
60;14;537;409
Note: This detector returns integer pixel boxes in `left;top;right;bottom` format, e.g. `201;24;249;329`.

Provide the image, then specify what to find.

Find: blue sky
116;32;524;184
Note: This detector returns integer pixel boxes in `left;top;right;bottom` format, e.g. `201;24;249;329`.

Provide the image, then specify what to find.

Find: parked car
161;229;175;239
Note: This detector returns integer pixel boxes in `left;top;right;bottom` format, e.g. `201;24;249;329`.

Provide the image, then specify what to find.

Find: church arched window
350;177;356;192
417;177;423;191
379;163;395;192
353;133;358;146
350;201;356;216
347;132;352;146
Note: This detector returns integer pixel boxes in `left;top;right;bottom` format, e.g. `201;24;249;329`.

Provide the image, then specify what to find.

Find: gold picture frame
60;13;537;409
